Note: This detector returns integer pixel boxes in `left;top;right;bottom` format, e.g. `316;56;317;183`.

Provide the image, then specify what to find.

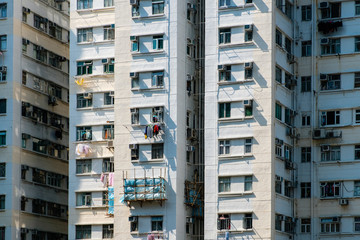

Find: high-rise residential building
205;1;360;240
68;0;115;239
0;0;70;239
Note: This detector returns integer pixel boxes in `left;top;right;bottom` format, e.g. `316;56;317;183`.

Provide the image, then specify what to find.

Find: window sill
218;116;253;123
0;177;5;180
320;197;341;200
92;6;115;12
218;79;253;85
75;205;107;209
218;154;253;160
218;3;254;11
77;41;95;45
0;81;7;84
219;41;254;49
0;145;7;148
92;105;114;110
131;50;165;56
21;148;68;162
0;209;5;212
217;229;253;233
0;17;7;20
131;87;165;91
218;191;253;197
132;14;166;20
76;107;93;111
131;159;165;164
22;179;67;192
75;172;101;176
130;231;164;235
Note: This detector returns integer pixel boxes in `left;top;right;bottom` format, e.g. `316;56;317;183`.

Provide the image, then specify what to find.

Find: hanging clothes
108;173;114;186
147;125;153;138
144;126;148;139
154;124;159;136
108;187;114;215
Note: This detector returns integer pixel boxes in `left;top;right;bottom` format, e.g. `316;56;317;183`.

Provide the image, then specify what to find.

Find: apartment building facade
68;0;115;239
205;0;360;240
0;0;70;239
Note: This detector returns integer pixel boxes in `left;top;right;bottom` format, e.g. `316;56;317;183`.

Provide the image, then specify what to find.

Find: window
77;0;93;10
130;216;138;232
355;217;360;232
152;0;164;15
219;0;230;7
103;125;114;140
245;27;253;42
77;61;93;75
76;192;91;206
0;35;6;51
0;131;5;146
0;227;4;240
151;144;164;159
321;111;340;126
49;53;63;69
32;139;47;155
152;107;164;123
245;139;252;153
219;65;231;82
284;108;292;125
218;214;231;230
321;74;340;90
103;158;114;173
275;141;282;157
104;25;115;40
104;92;114;105
102;191;108;206
130;108;139;125
0;163;4;177
320;218;340;233
104;0;114;7
0;99;5;114
219;140;230;155
302;41;311;57
275;66;282;83
284;180;293;197
245;65;253;79
320;182;341;198
219;177;230;192
151;216;163;231
355;73;360;88
275;103;282;120
355;145;360;160
321;38;340;55
152;36;163;50
301;76;311;92
243;213;252;230
76;225;91;239
244;176;252;191
76;126;92;141
0;195;4;209
321;2;341;19
151;71;164;87
47;172;62;187
76;160;91;174
276;29;282;46
131;147;139;161
77;94;93;108
219;28;231;44
33;45;47;63
103;58;114;73
285;37;291;54
49;84;62;99
300;218;311;233
302;113;311;126
77;28;93;43
219;103;231;118
284;0;292;19
301;182;311;198
301;147;311;163
275;176;282;194
102;224;113;239
354;181;360;196
356;1;360;15
130;36;139;52
301;5;311;21
0;3;6;18
132;5;140;17
245;100;253;117
34;15;47;32
275;214;282;231
321;146;340;162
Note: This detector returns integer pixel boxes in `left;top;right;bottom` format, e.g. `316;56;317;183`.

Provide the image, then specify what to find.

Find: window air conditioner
22;133;31;139
321;145;330;152
130;36;138;42
244;62;253;69
129;72;138;78
218;65;226;71
320;38;329;45
102;58;110;64
0;66;7;72
129;144;138;150
332;217;340;222
83;93;92;99
186;145;195;152
186;217;194;223
130;108;138;113
243;100;252;106
109;91;115;97
339;199;349;205
21;165;29;170
107;141;114;148
319;2;329;8
130;0;139;5
278;215;285;221
22;7;31;14
244;24;253;31
129;216;138;222
187;74;194;81
275;138;283;145
20;228;28;234
320;73;328;81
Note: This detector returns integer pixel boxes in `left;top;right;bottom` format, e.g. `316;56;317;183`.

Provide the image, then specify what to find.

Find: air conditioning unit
129;216;138;222
153;106;163;113
130;36;138;42
187;3;196;10
129;72;138;78
285;161;294;170
289;110;296;117
319;2;329;8
130;0;138;5
286;181;295;188
320;74;328;81
21;165;29;170
244;24;253;31
186;145;195;152
186;217;194;223
109;91;115;97
278;215;285;221
22;7;31;14
23;102;31;108
313;129;326;139
218;65;226;71
187;74;194;81
191;129;197;139
20;228;28;234
327;130;342;138
286;127;297;138
320;38;330;45
321;145;330;152
332;217;340;222
107;141;114;148
339;199;349;205
102;58;110;64
275;138;283;145
287;53;295;63
22;133;31;139
244;62;253;69
83;93;92;99
130;108;138;113
129;144;138;150
244;100;252;106
0;66;7;72
48;96;57;105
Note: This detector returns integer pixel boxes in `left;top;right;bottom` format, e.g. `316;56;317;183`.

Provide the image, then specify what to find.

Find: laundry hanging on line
144;123;163;139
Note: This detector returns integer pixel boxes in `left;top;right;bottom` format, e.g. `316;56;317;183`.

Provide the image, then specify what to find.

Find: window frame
321;145;340;162
244;176;253;191
301;147;311;163
218;177;231;193
152;0;164;15
321;38;341;55
219;28;231;45
301;218;311;233
219;140;230;155
0;131;6;146
321;111;340;126
320;181;341;198
301;5;311;21
301;41;311;57
301;182;311;198
218;102;231;118
76;159;92;174
301;76;311;92
76;225;91;239
320;218;340;233
77;0;93;10
0;99;6;114
151;216;163;231
152;35;164;50
354;181;360;196
151;143;164;160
